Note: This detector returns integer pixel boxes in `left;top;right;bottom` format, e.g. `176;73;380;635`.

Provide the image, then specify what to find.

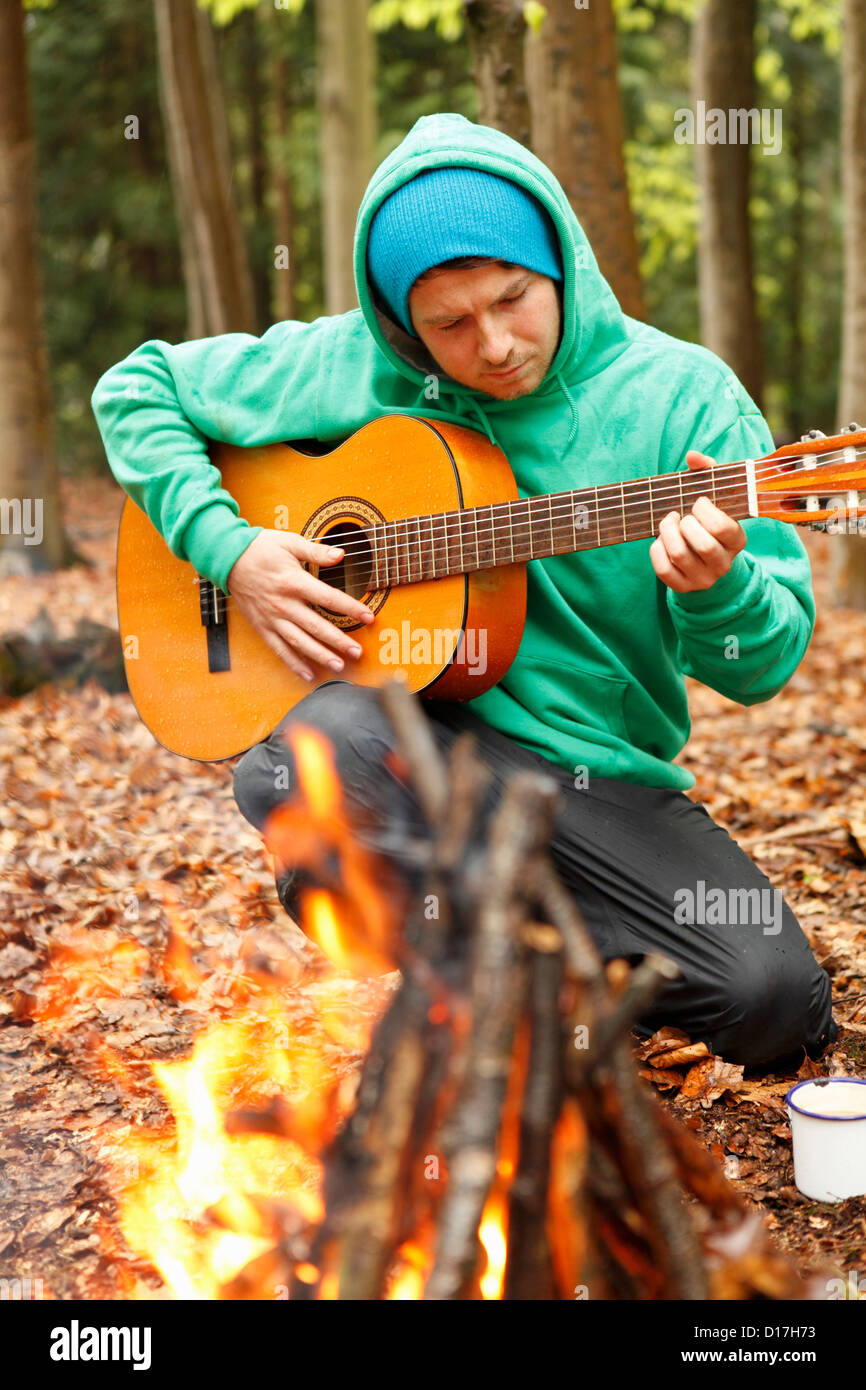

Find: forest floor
1;475;865;1300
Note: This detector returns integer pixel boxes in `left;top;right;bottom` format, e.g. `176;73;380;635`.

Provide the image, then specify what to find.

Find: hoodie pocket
515;657;631;745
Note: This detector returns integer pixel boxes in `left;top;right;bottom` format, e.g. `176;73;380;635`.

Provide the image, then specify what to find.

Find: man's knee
233;680;398;831
710;934;836;1067
284;679;383;742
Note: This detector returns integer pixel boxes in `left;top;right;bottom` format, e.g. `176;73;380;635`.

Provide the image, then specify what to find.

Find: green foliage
523;3;548;37
614;0;844;436
21;0;850;468
370;0;464;40
613;0;700;31
771;0;841;51
204;0;305;27
29;0;185;472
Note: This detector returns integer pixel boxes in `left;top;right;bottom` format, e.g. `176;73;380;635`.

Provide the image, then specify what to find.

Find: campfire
20;681;822;1300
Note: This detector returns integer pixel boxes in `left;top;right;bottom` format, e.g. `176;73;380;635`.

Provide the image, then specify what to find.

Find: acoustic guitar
116;415;866;761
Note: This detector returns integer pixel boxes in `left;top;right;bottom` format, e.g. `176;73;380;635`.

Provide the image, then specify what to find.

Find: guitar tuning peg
800;429;827;441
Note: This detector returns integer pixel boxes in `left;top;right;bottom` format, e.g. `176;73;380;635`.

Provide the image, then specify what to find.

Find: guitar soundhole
317;522;374;604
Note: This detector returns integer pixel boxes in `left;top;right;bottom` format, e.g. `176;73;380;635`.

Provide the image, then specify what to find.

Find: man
92;113;836;1068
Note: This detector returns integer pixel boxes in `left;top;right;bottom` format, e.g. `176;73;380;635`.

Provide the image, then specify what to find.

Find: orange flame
264;726;400;978
27;720;553;1300
114;1009;327;1298
385;1223;435;1301
32;927;149;1027
475;1019;529;1300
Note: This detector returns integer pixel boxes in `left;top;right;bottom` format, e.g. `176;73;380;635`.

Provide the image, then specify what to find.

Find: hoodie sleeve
90;317;332;594
664;405;815;706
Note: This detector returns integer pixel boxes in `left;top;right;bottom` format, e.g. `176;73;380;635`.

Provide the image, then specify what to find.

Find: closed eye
438;287;528;332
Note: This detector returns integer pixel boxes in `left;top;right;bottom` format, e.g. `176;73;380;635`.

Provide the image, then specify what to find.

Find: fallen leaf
638;1066;682;1090
649;1042;710;1068
635;1026;691;1063
676;1056;745;1108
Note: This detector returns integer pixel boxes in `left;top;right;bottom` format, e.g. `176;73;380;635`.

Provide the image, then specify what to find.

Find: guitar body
117;415;526;762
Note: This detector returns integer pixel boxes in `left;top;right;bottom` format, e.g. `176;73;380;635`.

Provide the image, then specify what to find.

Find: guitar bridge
197;577;231;673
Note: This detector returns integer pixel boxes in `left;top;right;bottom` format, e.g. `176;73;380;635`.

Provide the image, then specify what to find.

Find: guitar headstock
755;423;866;532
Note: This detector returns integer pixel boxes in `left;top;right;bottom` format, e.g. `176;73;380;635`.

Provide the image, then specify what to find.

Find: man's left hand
649;451;747;594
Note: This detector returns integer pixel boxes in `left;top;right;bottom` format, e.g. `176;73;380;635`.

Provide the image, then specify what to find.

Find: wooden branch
378;678;450;830
424;773;559;1300
601;1046;709;1299
503;945;562;1300
292;703;495;1299
568;952;681;1082
532;856;707;1296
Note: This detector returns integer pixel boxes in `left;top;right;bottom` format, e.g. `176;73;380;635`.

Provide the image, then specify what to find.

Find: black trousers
232;681;837;1069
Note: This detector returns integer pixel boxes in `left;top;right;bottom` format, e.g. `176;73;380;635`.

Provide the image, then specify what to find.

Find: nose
477;315;513;367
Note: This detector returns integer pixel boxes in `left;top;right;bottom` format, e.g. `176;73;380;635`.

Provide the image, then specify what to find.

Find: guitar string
223;448;865;565
286;447;866;556
203;447;865;604
213;492;865;608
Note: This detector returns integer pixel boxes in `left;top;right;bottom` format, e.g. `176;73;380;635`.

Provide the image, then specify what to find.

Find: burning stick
291;709;496;1300
238;680;817;1301
503;943;562;1301
424;771;558;1300
531;857;708;1298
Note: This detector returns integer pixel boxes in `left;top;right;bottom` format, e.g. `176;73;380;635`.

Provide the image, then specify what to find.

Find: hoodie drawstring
461;395;498;447
556;369;579;454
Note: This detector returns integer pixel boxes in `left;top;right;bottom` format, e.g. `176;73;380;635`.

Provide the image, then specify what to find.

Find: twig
532;856;708;1297
568;952;681;1082
503;945;562;1300
379;678;450;829
602;1045;709;1299
424;773;559;1300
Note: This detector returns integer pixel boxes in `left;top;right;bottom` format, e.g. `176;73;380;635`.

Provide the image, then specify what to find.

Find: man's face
408;263;561;399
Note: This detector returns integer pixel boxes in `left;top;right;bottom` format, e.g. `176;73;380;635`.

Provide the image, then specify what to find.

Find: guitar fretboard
368;464;751;588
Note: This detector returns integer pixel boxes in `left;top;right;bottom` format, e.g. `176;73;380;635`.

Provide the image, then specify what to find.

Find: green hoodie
91;112;814;791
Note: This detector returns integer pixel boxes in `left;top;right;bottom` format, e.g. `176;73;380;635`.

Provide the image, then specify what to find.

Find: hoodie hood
353;112;632;448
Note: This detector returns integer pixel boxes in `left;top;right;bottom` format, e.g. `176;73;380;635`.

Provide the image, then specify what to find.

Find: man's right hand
226;530;375;683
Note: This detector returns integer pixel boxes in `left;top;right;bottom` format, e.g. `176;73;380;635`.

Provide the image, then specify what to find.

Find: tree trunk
241;9;271;331
525;0;646;320
784;46;806;443
317;0;376;315
463;0;531;149
692;0;763;408
270;20;296;323
153;0;257;337
834;0;866;605
0;0;76;576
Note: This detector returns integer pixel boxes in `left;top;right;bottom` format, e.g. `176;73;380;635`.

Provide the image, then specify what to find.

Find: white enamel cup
786;1078;866;1202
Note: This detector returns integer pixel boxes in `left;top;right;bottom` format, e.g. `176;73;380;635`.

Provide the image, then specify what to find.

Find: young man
92;113;836;1068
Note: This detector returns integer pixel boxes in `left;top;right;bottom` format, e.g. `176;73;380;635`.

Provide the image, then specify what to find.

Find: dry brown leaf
638;1066;683;1090
846;812;866;858
649;1041;710;1068
731;1079;793;1110
635;1025;691;1062
676;1056;745;1108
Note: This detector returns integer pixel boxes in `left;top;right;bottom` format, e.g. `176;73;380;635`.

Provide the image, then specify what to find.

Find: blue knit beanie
366;167;563;337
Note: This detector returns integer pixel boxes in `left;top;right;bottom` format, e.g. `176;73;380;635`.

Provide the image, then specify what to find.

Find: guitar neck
369;461;752;588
